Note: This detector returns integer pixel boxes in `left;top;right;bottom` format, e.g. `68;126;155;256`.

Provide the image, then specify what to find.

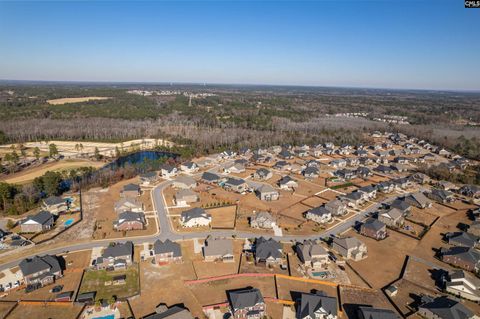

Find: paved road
0;178;389;271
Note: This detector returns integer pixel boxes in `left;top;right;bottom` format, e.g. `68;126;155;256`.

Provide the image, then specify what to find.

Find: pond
102;150;178;170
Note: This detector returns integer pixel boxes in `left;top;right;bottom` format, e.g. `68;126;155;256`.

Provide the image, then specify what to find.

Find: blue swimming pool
312;271;328;277
92;315;114;319
64;218;74;227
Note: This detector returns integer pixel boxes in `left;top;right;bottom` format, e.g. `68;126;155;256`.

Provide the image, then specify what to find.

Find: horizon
1;0;479;90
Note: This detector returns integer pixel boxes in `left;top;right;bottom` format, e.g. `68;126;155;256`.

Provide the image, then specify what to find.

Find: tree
49;143;59;158
42;171;63;196
115;146;121;158
33;147;41;160
94;147;101;160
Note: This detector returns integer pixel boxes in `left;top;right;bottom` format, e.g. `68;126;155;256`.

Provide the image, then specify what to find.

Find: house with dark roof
20;211;54;233
459;185;480;198
253;168;273;181
441;246;480;272
278;176;298;190
160;164;178;178
374;165;393;174
42;196;67;214
180;161;199;173
303;166;319;179
305;206;333;224
341;191;366;208
19;255;62;287
418;296;476;319
228;288;266;319
223;178;248;193
445;270;480;302
427;189;455;203
139;172;159;185
357;307;399;319
296;240;329;269
356;166;373;179
324;199;347;216
201;172;222;184
180;207;211;228
255;237;283;266
405;192;432;209
334;169;356;181
445;232;479;249
360;218;387;240
297;292;338;319
113;211;146;231
358;185;377;200
377;181;395;194
121;183;141;198
153;239;182;265
95;241;134;270
389;198;412;213
143;304;194;319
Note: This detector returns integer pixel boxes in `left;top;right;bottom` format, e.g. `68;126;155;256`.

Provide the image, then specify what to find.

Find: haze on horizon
0;0;479;91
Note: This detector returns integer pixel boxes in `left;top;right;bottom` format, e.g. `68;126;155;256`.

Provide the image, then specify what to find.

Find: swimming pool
312;271;328;278
64;218;74;227
92;315;114;319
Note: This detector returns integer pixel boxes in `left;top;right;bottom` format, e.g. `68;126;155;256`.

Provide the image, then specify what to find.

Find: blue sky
0;0;479;90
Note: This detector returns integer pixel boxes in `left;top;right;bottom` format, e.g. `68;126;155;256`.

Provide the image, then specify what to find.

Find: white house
180;207;211;227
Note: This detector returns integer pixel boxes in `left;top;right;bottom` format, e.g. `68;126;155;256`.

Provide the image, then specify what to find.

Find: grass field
78;265;140;301
46;97;111;105
1;159;104;184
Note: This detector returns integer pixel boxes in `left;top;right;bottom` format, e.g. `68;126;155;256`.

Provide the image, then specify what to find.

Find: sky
0;0;479;90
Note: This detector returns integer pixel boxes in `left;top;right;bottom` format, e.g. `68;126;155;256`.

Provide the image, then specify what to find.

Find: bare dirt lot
339;286;396;319
7;302;84;319
207;205;237;229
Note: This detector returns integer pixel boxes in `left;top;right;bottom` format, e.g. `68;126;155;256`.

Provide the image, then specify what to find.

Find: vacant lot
207;205;237;229
7;303;84;319
47;96;111;105
78;265;140;301
0;301;16;318
1;159;104;184
276;276;338;301
346;229;417;289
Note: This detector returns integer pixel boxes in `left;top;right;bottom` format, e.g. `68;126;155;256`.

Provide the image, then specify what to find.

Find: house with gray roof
144;304;193;319
253;168;273;181
305;206;333;224
405;192;432;209
360;218;387;240
19;255;62;287
296;240;329;269
297;292;338;319
445;270;480;302
42;196;67;214
250;211;275;229
255;237;283;266
418;296;476;319
341;191;366;208
180;161;199;173
95;241;133;270
331;237;367;261
20;210;54;233
114;211;146;231
459;185;480;198
153;239;182;265
121;183;141;198
446;232;479;249
325;199;347;216
172;175;197;189
255;184;279;201
278;175;298;190
427;189;455;204
203;237;234;262
201;172;222;184
180;207;211;228
223;178;248;193
441;247;480;272
139;171;158;185
114;197;143;213
378;208;404;227
303;166;319;179
160;164;178;178
357;307;400;319
174;189;199;206
228;288;266;319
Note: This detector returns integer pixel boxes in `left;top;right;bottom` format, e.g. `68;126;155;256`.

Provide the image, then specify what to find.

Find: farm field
46;96;111;105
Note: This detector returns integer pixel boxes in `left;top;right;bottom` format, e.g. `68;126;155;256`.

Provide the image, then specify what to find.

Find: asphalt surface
0;178;389;271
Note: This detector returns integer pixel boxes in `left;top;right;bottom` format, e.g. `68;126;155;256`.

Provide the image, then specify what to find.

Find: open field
47;96;111;105
7;302;84;319
78;265;140;301
0;301;16;318
0;159;104;184
207;205;237;229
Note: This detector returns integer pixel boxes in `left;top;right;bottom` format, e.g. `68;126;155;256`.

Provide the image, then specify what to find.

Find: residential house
171;176;197;189
278;176;298;190
378;208;404;227
274;160;292;171
180;207;212;228
224;178;249;193
437;181;457;191
357;307;399;319
153;239;182;265
441;247;480;272
201;172;222;184
224;162;246;174
255;237;283;266
143;304;193;319
405;192;432;209
410;173;431;185
427;189;455;203
392;177;412;190
221;150;237;159
228;288;266;319
445;270;480;302
459;185;480;199
95;241;134;270
391;163;409;173
418;296;476;319
377;181;395;194
334;169;356;181
139;172;158;185
20;211;54;233
114;198;143;213
296;240;329;269
303;166;319;179
389;198;412;213
305;206;333;224
341;191;365;208
250;211;275;229
255;184;279;201
297;292;338;319
113;211;146;231
160;164;178;178
253;168;273;181
360;218;387;240
358;185;377;200
374;165;393;174
324;200;347;216
446;232;479;249
174;189;199;206
19;255;62;287
346;157;359;167
468;221;480;237
203;237;234;262
330;159;347;169
331;237;367;261
279;149;294;159
121;183;141;198
42;196;67;214
180;161;198;173
356;167;373;179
